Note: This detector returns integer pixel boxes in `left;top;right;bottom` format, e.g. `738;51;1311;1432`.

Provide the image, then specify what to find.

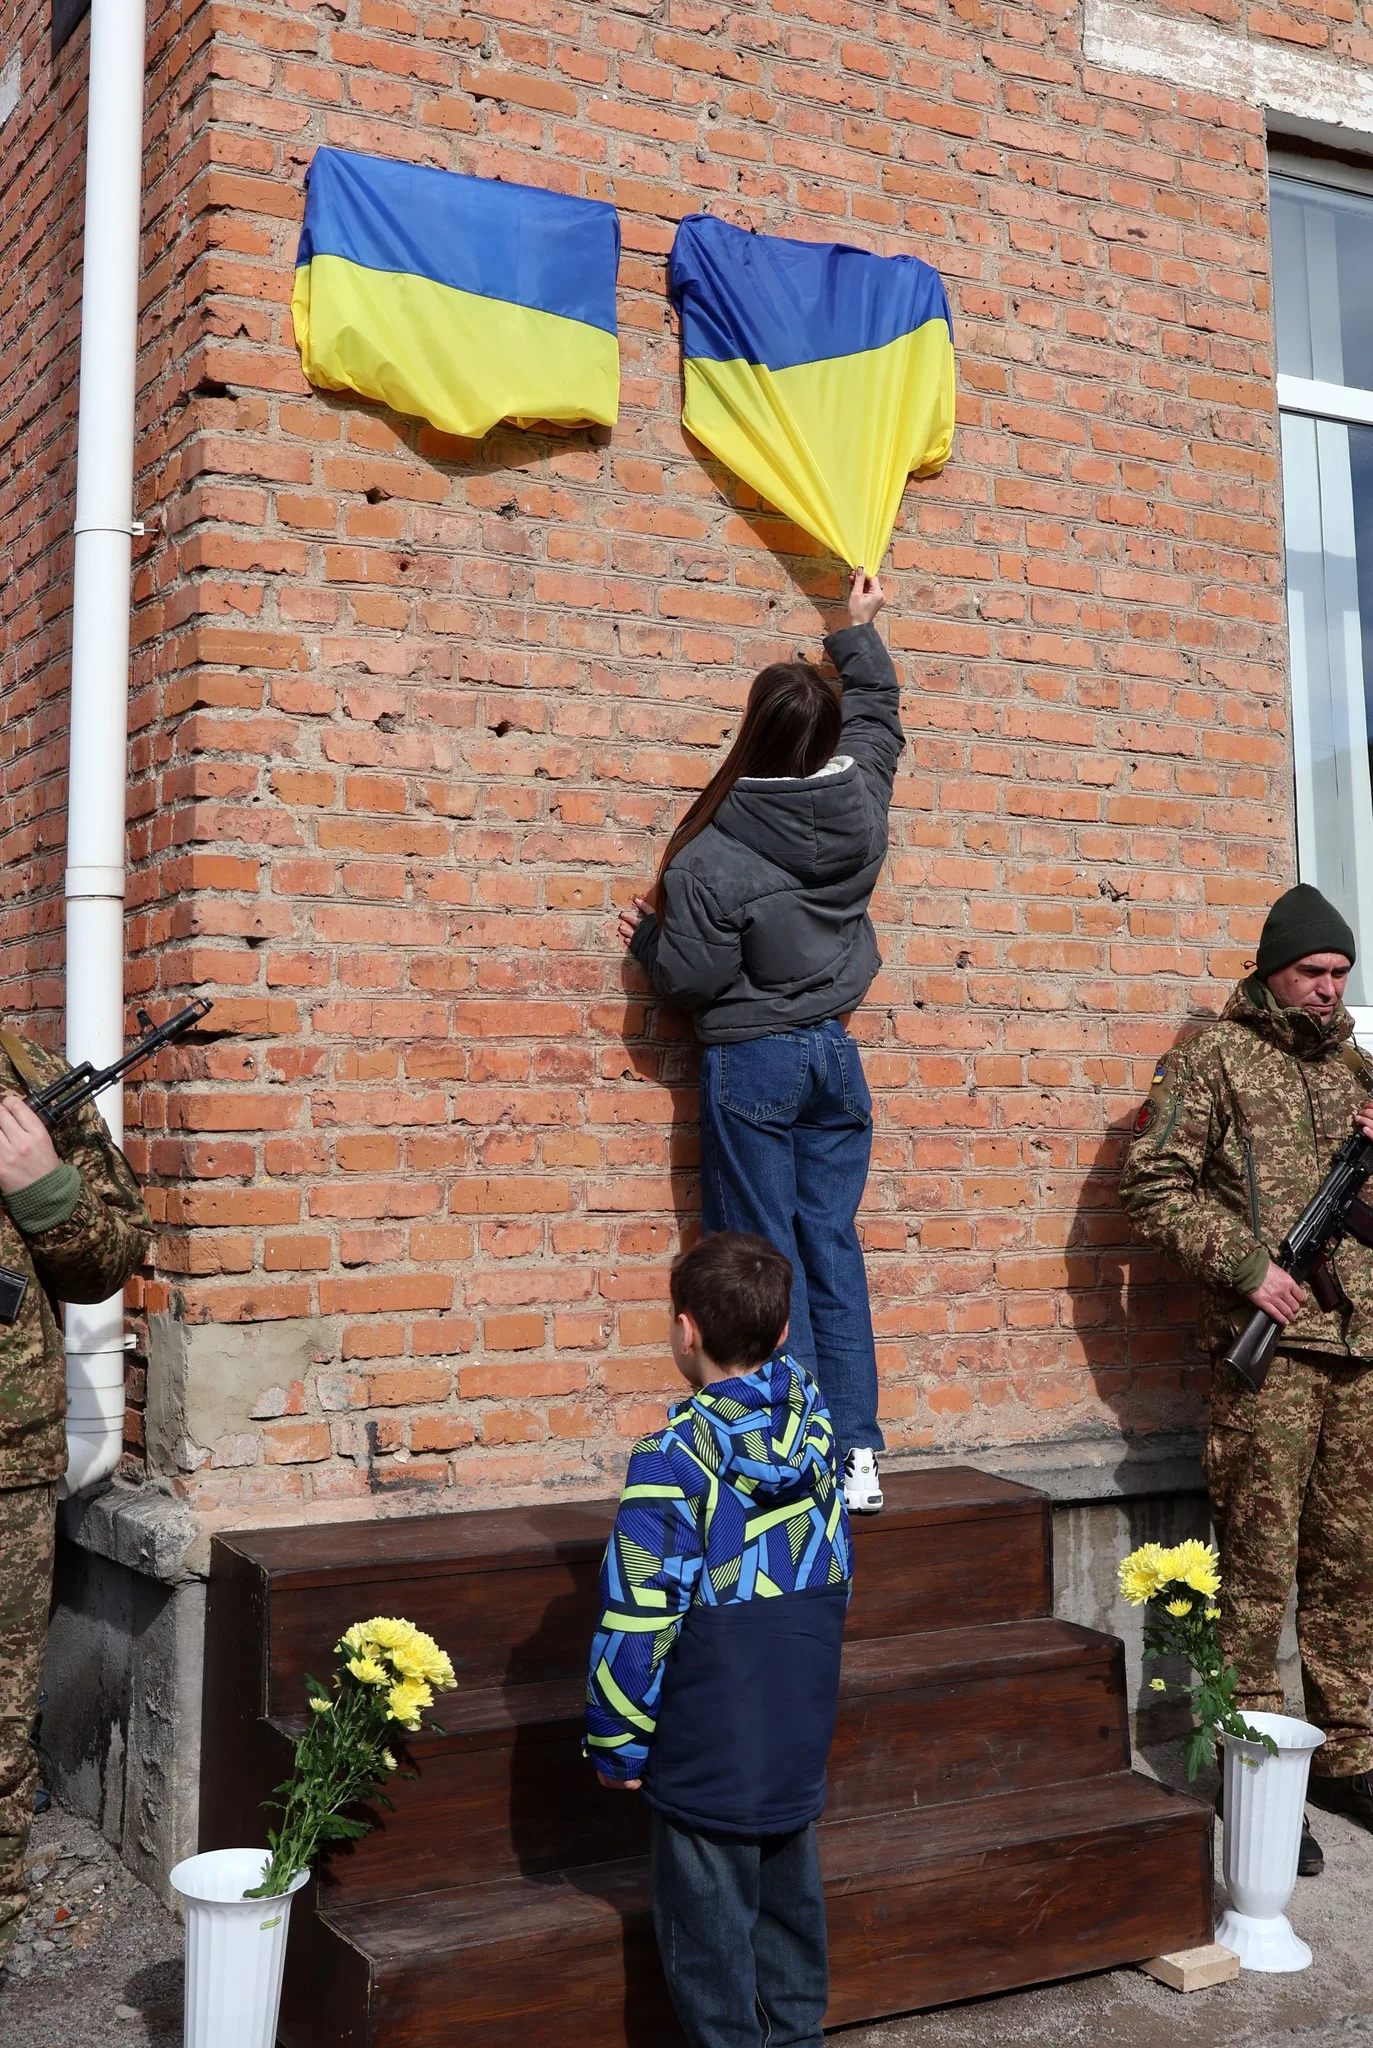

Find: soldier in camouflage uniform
1120;884;1373;1875
0;1030;149;1962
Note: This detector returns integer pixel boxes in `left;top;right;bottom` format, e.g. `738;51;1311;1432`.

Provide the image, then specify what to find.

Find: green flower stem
1139;1590;1277;1780
245;1620;456;1900
248;1679;400;1899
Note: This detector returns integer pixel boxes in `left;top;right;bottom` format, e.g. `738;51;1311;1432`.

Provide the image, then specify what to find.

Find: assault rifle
1222;1125;1373;1391
12;998;214;1131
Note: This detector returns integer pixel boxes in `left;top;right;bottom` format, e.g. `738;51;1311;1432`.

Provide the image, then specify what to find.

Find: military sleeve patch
1129;1050;1181;1145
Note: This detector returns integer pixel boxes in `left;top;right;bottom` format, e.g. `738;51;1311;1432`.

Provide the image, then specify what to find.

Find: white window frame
1272;157;1373;1053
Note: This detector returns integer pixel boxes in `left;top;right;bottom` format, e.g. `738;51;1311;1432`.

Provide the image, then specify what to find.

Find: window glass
1273;176;1373;393
1280;411;1373;1006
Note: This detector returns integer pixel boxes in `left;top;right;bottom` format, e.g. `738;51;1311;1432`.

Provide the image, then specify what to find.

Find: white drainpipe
61;0;148;1496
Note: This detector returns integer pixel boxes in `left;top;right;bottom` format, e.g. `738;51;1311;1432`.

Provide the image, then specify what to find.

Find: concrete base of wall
40;1485;203;1907
39;1439;1304;1897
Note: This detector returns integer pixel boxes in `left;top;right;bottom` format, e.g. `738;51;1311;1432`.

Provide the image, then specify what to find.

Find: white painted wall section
1084;0;1373;137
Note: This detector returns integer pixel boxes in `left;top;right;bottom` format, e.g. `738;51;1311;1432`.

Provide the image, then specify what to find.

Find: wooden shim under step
1140;1943;1240;1992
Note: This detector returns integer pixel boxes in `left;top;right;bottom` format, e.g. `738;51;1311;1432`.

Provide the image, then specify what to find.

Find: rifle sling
0;1028;50;1097
1341;1041;1373;1088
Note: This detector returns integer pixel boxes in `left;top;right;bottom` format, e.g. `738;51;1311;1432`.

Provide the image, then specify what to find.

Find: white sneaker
843;1448;883;1513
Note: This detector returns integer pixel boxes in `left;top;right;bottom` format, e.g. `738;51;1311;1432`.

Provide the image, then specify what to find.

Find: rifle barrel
28;999;213;1127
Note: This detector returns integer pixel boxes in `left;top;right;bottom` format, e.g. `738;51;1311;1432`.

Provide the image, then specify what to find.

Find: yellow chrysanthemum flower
348;1656;389;1688
386;1677;434;1730
1118;1544;1172;1606
339;1614;457;1708
1150;1678;1167;1692
1168;1538;1221;1598
1205;1607;1221;1622
309;1696;333;1714
1165;1598;1193;1617
358;1616;421;1654
422;1644;457;1691
387;1639;447;1687
381;1750;397;1772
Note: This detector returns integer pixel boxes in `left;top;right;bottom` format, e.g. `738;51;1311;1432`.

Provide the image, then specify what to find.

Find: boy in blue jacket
585;1230;852;2048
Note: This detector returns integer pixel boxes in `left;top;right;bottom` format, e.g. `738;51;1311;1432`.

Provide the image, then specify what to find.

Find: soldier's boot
1308;1770;1373;1833
1298;1816;1326;1876
1215;1784;1325;1876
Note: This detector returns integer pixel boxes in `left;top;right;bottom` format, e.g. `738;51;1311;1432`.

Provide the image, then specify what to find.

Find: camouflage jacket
0;1031;151;1488
1118;977;1373;1361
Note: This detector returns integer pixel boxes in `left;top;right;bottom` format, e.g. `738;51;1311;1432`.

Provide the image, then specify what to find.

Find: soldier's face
1265;952;1352;1020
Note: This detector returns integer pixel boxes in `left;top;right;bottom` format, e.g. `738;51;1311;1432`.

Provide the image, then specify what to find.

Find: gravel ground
0;1807;181;2048
5;1747;1373;2048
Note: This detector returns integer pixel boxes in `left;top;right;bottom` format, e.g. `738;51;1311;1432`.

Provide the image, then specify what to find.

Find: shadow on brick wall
1067;1021;1213;1449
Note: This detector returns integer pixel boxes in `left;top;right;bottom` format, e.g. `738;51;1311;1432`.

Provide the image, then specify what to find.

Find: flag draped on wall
670;215;955;570
292;149;621;438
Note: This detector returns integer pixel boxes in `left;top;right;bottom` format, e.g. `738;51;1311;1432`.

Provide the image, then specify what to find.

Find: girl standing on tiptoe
618;569;902;1513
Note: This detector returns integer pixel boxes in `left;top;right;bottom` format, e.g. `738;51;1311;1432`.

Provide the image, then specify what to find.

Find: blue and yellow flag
292;149;620;438
670;216;955;569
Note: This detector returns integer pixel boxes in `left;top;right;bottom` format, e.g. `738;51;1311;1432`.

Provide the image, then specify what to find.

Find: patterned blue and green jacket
584;1353;852;1836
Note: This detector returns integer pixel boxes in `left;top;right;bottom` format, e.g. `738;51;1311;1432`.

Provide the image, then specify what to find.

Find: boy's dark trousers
651;1813;829;2048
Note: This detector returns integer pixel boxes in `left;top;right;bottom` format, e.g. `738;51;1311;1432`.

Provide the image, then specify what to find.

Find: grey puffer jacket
629;621;903;1044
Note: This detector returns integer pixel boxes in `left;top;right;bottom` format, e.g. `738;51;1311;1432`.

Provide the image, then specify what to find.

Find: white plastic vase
170;1848;309;2048
1216;1710;1326;1971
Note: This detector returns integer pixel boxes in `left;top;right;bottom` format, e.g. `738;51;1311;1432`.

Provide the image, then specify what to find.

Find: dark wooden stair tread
223;1468;1051;1715
222;1465;1041;1587
324;1771;1208;1957
275;1617;1117;1748
840;1616;1113;1696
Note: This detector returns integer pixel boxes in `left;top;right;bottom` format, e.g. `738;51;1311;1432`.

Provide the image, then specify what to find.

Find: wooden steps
199;1468;1213;2041
303;1775;1209;2048
259;1618;1130;1900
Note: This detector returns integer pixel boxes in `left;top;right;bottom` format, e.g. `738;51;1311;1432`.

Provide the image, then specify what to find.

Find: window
1273;164;1373;1018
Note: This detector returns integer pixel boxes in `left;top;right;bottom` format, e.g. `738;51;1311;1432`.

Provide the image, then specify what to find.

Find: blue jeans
651;1814;828;2048
699;1022;882;1456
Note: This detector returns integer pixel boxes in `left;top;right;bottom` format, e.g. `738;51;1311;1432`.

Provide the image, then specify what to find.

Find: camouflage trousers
1207;1348;1373;1776
0;1484;55;1961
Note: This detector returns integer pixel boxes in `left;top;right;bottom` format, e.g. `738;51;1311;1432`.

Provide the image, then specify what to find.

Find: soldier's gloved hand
1247;1262;1306;1327
0;1094;61;1196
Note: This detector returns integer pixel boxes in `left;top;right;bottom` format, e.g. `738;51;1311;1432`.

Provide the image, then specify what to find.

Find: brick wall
1;0;1304;1534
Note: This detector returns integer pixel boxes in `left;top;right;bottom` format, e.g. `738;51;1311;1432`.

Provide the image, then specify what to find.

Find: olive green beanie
1255;884;1356;980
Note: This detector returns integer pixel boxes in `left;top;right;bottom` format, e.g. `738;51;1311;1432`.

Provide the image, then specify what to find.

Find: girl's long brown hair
651;662;842;916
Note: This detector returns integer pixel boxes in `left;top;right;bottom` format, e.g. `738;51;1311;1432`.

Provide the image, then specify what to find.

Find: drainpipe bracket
65;865;127;900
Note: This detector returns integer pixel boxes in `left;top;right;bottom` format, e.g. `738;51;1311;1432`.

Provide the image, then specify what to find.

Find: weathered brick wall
0;0;218;1427
3;0;1306;1534
1;0;91;1021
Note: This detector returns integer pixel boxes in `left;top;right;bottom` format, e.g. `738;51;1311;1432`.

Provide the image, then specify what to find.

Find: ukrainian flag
670;215;955;569
292;149;620;439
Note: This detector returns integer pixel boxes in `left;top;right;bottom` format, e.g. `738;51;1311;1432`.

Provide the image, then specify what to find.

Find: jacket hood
713;762;874;886
674;1354;830;1499
1222;974;1356;1063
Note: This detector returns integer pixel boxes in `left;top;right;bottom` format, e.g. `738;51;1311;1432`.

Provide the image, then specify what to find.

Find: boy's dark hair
669;1232;792;1367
